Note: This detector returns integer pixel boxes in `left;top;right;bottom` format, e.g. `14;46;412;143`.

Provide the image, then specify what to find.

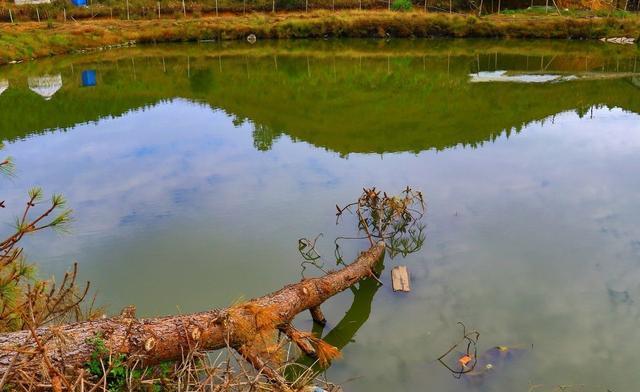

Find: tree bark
0;242;385;377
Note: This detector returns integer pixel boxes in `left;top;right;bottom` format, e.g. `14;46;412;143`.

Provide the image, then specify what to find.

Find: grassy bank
1;11;640;63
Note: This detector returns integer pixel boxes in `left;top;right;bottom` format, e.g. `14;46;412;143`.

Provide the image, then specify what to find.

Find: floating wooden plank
391;265;410;292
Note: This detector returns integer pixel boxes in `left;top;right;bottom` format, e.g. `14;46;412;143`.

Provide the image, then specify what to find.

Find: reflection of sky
2;101;640;391
469;70;567;83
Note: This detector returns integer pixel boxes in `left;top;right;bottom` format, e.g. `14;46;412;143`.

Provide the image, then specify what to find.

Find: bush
391;0;412;11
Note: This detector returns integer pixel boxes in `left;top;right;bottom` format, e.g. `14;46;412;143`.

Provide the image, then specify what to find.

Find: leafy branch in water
298;186;426;277
334;186;426;263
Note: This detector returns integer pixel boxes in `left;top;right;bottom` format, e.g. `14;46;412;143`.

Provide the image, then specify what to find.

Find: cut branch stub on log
309;305;327;325
0;241;386;377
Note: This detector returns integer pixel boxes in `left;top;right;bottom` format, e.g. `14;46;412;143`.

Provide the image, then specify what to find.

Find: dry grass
3;337;339;391
1;11;640;64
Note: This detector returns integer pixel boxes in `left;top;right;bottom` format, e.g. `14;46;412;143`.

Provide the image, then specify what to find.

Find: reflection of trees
252;123;282;152
2;50;640;154
190;68;214;94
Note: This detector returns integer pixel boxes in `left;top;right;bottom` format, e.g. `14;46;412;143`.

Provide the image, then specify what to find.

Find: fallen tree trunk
0;241;385;378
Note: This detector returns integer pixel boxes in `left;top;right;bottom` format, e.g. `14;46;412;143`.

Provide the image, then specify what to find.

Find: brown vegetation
1;11;640;64
0;0;637;23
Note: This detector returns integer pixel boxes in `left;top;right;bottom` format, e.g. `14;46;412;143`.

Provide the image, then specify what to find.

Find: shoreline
1;11;639;64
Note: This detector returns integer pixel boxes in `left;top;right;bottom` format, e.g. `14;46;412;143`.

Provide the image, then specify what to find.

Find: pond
1;39;640;391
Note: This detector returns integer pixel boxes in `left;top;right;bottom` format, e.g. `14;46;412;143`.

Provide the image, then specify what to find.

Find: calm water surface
1;39;640;391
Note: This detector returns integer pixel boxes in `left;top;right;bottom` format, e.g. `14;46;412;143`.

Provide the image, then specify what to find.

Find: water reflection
27;74;63;100
1;40;640;392
1;40;639;154
81;70;97;87
469;71;572;83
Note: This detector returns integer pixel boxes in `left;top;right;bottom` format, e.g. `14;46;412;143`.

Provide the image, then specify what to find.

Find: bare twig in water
298;233;328;278
437;322;480;379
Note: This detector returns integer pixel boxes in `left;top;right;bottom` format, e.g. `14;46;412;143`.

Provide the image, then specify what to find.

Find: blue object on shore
71;0;87;7
81;70;97;87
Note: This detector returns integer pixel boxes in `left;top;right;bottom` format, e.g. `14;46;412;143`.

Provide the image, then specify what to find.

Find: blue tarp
72;0;87;6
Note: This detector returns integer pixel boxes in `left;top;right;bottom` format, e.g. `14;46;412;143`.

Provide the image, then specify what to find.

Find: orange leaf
458;355;472;367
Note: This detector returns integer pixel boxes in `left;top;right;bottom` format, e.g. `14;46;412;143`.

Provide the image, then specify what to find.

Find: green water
2;39;640;391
